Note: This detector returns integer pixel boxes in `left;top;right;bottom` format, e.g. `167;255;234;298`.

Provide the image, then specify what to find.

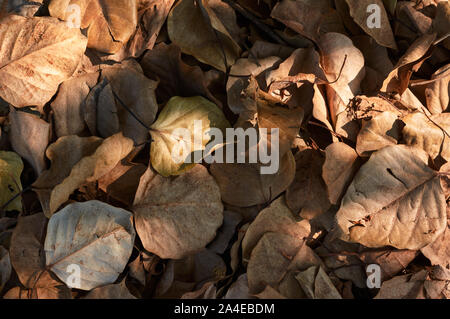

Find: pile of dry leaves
0;0;449;299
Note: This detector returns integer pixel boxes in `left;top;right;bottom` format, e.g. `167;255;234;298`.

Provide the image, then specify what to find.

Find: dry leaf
133;165;223;259
33;133;133;216
402;112;450;162
345;0;397;49
141;43;220;106
45;200;135;291
167;0;241;72
210;150;296;207
51;72;100;138
356;111;402;156
49;0;138;54
9;107;50;175
9;213;61;288
335;145;447;250
381;33;436;95
421;219;450;268
286;148;331;219
425;63;450;114
322;142;359;204
150;96;229;177
271;0;345;42
242;196;311;262
0;15;87;108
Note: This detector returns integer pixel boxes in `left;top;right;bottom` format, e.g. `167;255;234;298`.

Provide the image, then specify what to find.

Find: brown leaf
421;219;450;268
51;72;100;138
242;196;311;262
98;161;147;206
49;0;138;54
295;266;342;299
335;145;447;250
155;249;226;298
9;213;60;288
345;0;397;49
167;0;241;72
141;43;220;106
9;107;50;175
322;142;359;205
319;33;365;107
89;64;158;146
381;33;436;95
402;112;450;162
0;15;87;108
425;63;450;114
33;133;133;216
356;111;402;156
286;148;331;219
271;0;345;42
133;165;223;259
210;150;296;207
121;0;175;58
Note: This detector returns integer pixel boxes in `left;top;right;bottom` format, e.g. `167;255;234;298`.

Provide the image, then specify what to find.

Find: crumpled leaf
45;200;135;291
150;96;229;177
9;107;50;175
33;133;133;217
118;0;176;59
48;0;138;54
133;165;223;259
345;0;397;49
335;145;447;250
167;0;241;72
356;111;402;157
0;151;23;212
247;232;322;296
227;56;282;115
242;196;311;262
318;32;365;108
322;142;359;204
0;15;87;108
10;213;61;288
402;112;450;162
381;33;436;95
